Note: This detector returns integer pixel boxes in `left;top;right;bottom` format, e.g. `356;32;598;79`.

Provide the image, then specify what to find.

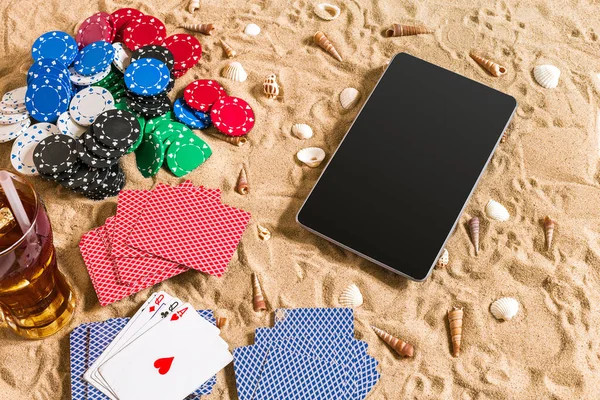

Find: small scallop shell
221;62;248;82
314;3;341;21
297;147;326;167
340;87;361;109
436;248;449;268
490;297;519;321
485;199;510;222
244;23;261;36
533;65;560;89
339;283;363;308
291;124;313;139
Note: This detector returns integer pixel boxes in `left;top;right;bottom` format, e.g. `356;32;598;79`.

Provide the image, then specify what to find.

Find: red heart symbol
153;357;174;375
170;313;179;321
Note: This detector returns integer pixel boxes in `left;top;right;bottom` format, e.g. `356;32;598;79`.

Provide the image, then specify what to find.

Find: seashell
371;326;414;357
314;31;342;62
339;283;363;308
221;62;248;82
244;23;261;36
205;130;247;146
490;297;519;321
297;147;326;168
468;217;480;255
216;317;227;329
544;216;555;250
257;225;271;241
436;248;449;268
533;65;560;89
386;24;433;37
470;52;507;77
188;0;200;13
236;166;249;195
263;74;279;99
252;273;267;311
219;39;237;58
339;87;361;109
448;306;463;357
485;199;510;222
180;23;215;35
314;3;341;21
291;123;313;140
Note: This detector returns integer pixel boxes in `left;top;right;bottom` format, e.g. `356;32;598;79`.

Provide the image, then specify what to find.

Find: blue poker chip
32;31;78;65
173;97;211;129
26;76;71;123
28;58;69;81
73;41;115;77
124;58;170;96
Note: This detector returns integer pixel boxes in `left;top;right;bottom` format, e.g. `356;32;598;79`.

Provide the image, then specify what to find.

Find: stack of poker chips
0;87;31;144
33;109;141;200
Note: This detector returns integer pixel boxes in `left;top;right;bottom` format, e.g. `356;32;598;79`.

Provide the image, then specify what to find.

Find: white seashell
533;65;560;89
314;3;341;21
188;0;200;13
339;283;364;308
297;147;326;167
291;124;313;139
221;62;248;82
244;23;261;36
340;87;361;109
490;297;519;321
436;248;449;267
485;199;510;222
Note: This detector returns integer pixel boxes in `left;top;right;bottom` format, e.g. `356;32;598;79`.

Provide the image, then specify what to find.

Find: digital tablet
297;53;517;281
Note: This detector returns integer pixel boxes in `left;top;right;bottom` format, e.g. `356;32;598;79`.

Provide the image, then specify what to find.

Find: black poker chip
87;170;126;200
33;135;78;175
76;137;120;168
58;163;99;190
125;97;172;118
74;165;116;195
39;161;82;182
92;109;141;149
131;45;175;72
126;90;169;106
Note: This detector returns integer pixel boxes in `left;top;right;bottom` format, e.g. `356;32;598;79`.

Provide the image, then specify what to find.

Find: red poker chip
162;34;202;71
111;8;144;42
123;15;167;51
184;80;227;112
76;12;114;49
211;96;255;137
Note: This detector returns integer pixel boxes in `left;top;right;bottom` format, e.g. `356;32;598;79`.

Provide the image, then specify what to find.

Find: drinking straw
0;171;31;235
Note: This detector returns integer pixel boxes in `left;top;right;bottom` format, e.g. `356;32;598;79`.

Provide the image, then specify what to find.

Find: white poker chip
69;86;115;126
10;127;53;176
2;87;27;107
57;111;86;138
0;102;27;115
0;111;29;125
0;119;31;143
112;42;131;73
69;64;111;86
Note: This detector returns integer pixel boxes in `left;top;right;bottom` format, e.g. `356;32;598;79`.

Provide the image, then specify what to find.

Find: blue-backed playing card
273;308;355;336
69;323;89;400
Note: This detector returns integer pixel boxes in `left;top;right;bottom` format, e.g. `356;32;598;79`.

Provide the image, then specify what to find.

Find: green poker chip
154;121;193;142
165;134;211;177
145;111;175;134
134;132;164;177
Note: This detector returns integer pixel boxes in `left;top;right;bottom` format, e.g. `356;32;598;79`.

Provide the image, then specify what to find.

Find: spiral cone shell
252;273;267;311
339;283;363;308
216;317;227;329
470;53;507;77
544;216;555;250
371;326;414;357
205;130;247;146
236;166;249;195
448;306;463;357
220;39;237;58
468;217;480;255
188;0;200;13
314;31;342;62
386;24;433;37
263;74;279;99
181;23;215;35
436;248;449;268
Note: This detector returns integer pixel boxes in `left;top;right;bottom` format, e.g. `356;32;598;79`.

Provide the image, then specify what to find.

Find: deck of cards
79;181;251;306
70;291;233;400
233;308;381;399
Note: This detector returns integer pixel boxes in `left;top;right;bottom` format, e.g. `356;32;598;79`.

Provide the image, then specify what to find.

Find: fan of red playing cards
79;181;251;306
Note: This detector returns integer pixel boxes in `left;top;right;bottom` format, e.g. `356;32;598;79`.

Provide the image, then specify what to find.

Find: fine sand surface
1;0;600;399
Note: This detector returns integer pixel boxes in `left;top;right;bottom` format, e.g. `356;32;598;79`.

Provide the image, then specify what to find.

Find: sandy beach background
0;0;600;398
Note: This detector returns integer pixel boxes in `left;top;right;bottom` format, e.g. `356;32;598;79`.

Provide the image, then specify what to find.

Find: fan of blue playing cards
233;308;381;399
70;291;233;400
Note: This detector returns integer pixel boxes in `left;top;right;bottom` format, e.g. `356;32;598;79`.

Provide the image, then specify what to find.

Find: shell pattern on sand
236;166;249;195
385;24;433;37
314;31;342;62
490;297;519;321
339;283;364;308
291;123;313;139
181;23;214;35
533;65;560;89
371;326;414;357
468;217;480;255
263;74;279;99
221;62;248;82
252;273;267;311
544;216;555;250
470;53;507;77
340;87;361;109
297;147;326;167
313;3;341;20
485;199;510;222
448;306;464;357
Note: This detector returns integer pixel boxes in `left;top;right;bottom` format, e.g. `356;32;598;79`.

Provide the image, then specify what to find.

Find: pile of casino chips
33;109;141;200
